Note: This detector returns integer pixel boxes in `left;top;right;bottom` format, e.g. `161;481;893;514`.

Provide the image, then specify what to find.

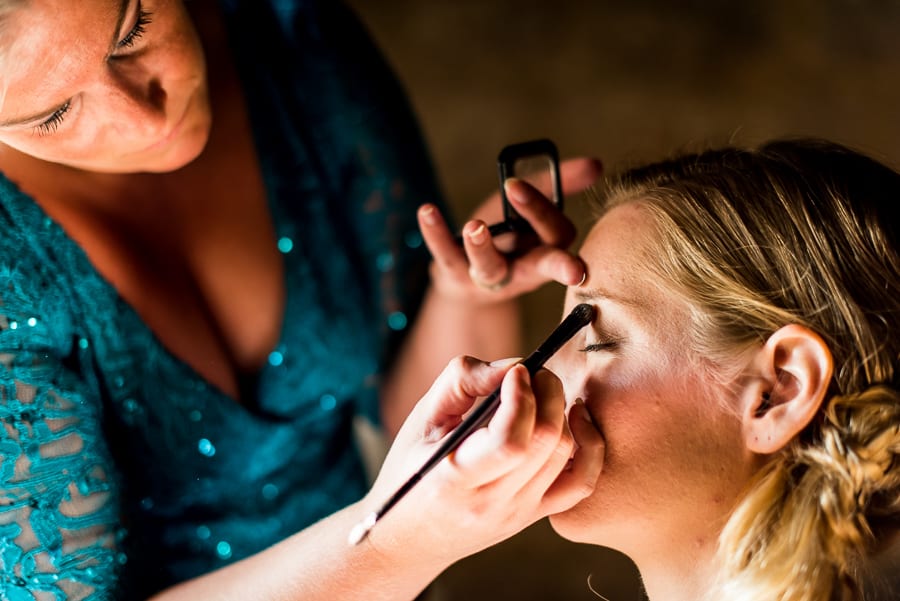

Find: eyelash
34;101;72;136
32;5;153;135
118;5;153;50
579;335;621;353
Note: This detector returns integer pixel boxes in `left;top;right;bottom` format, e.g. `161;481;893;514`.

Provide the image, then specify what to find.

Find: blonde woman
325;137;898;601
547;138;899;601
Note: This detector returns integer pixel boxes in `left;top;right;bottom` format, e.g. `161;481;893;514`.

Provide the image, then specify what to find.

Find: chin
548;509;595;544
145;139;207;172
144;120;211;173
548;495;635;550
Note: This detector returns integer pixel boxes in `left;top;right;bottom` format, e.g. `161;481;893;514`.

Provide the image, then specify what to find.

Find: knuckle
494;438;529;463
532;369;564;396
531;421;563;452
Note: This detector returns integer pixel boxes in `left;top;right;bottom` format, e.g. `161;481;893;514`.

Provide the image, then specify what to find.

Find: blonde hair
593;138;900;600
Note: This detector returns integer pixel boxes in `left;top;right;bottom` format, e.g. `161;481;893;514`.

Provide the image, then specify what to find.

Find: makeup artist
0;0;601;598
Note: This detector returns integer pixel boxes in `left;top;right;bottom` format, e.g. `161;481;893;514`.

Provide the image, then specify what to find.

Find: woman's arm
154;358;604;600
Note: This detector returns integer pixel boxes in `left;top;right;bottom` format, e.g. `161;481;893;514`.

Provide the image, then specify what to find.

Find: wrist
349;500;454;579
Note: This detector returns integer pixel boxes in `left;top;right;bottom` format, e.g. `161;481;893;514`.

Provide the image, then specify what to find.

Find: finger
541;401;605;513
530;368;567;441
514;245;586;287
486;364;537;451
521;368;572;478
419;356;512;434
418;204;467;273
447;364;536;484
515;424;575;508
504;177;576;247
494;368;572;493
512;157;603;199
462;220;510;288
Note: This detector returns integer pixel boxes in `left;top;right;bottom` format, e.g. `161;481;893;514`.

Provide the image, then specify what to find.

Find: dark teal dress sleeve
0;185;126;599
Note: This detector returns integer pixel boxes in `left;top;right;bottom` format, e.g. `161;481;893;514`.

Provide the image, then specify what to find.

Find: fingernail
504;177;527;204
576;402;594;423
419;205;438;226
467;222;487;245
489;357;523;368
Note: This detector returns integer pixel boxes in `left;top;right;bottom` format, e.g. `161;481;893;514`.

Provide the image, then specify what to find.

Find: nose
546;335;587;404
101;67;169;138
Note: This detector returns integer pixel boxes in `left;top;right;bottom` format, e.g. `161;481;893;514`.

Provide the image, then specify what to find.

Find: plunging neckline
0;171;288;409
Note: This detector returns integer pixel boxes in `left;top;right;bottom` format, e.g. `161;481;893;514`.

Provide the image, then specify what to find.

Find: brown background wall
345;1;900;599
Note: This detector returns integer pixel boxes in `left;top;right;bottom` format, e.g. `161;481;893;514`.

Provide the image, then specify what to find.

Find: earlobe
744;324;834;454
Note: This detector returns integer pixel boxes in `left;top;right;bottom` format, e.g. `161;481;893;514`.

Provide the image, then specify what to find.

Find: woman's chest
45;151;284;402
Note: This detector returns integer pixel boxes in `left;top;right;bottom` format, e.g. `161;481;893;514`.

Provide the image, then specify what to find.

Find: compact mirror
497;138;562;231
454;138;563;248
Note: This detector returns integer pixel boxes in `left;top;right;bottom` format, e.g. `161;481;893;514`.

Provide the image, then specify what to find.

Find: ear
743;324;834;454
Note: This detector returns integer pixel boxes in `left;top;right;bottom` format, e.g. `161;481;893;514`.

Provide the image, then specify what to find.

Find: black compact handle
498;138;563;230
454;138;563;245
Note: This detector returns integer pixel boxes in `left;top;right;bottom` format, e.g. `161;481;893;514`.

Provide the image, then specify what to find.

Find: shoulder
0;172;78;351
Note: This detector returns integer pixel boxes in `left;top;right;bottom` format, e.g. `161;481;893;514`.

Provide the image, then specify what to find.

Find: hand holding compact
418;140;602;303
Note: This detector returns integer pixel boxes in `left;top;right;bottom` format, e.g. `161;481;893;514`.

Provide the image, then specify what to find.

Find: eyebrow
574;286;645;309
0;0;130;129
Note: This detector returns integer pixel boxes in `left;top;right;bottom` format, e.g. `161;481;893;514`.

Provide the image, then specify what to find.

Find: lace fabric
0;189;124;599
0;0;444;598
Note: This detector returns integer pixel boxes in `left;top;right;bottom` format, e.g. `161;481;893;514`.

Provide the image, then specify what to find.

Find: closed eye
117;5;153;49
580;339;620;353
34;101;72;135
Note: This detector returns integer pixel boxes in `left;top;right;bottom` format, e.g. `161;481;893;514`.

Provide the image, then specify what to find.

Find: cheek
595;351;730;464
585;350;741;492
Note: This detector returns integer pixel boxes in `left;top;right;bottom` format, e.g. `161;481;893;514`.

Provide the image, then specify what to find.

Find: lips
146;107;188;152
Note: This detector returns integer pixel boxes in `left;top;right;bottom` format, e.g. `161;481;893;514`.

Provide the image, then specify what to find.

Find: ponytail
715;385;900;601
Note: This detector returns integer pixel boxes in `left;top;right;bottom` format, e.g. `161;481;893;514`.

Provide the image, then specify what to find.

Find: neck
633;537;719;601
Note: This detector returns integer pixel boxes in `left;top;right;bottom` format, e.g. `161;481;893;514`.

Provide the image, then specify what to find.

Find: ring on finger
470;266;512;292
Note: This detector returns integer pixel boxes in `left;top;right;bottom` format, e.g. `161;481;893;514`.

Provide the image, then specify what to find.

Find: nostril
147;78;167;111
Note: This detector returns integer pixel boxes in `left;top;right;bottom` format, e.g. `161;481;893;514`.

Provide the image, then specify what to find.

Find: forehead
574;202;692;332
1;0;119;47
579;203;656;297
0;0;120;110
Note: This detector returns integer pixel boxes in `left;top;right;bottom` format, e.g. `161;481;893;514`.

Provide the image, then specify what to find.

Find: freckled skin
0;0;211;173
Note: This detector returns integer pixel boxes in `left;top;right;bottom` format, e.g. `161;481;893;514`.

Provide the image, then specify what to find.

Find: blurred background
345;1;900;599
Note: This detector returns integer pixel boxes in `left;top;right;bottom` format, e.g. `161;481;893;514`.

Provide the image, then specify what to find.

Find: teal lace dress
0;0;445;598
